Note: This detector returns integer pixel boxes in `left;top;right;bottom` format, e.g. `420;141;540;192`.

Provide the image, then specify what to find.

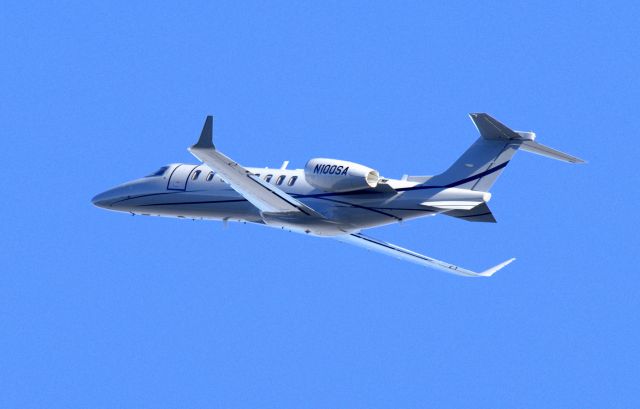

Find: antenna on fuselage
280;161;289;169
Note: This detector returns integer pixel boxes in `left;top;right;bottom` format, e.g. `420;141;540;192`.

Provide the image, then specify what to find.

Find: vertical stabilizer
426;114;524;192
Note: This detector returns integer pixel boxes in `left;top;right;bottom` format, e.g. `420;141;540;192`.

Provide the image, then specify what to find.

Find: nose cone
92;178;161;211
91;188;118;209
91;183;135;209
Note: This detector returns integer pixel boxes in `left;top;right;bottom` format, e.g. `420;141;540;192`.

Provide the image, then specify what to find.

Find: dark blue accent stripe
457;211;492;218
371;207;435;213
312;197;402;221
292;190;388;199
396;161;510;191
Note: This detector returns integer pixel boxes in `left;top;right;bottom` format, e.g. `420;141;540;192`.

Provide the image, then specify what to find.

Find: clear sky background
2;1;639;407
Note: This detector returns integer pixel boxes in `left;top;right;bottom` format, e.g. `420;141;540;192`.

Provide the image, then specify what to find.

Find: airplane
92;113;584;277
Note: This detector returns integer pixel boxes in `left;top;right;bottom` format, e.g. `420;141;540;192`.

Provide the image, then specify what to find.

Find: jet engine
304;158;380;192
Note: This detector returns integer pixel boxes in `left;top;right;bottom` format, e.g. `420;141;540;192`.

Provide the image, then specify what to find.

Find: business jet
92;114;584;277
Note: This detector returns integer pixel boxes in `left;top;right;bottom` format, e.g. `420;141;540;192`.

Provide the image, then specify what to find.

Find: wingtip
468;112;485;122
191;115;215;150
477;257;516;277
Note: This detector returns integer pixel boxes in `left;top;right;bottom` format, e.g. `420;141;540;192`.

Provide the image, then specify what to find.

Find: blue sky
2;1;639;407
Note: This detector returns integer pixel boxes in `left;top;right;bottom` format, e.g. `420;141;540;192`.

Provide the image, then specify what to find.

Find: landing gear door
167;165;195;191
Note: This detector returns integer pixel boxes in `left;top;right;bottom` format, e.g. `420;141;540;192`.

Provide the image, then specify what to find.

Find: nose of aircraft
91;187;121;208
92;178;161;210
91;182;138;208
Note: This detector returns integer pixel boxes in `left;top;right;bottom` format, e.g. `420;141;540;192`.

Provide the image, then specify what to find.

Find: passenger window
191;170;201;181
264;174;273;183
288;176;298;186
254;173;260;177
276;175;285;185
206;172;215;182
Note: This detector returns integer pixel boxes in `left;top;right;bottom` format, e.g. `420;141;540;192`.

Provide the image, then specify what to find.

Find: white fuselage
92;163;438;235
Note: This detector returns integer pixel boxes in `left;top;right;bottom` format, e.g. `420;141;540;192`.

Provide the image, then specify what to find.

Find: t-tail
423;113;585;223
427;113;585;192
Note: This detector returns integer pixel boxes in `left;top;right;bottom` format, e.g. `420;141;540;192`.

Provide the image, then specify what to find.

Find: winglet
476;257;516;277
192;115;214;149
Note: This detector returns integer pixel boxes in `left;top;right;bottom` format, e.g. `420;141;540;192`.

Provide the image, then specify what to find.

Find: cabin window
264;174;273;183
288;176;298;186
191;170;201;181
254;173;261;177
276;175;285;185
206;172;215;182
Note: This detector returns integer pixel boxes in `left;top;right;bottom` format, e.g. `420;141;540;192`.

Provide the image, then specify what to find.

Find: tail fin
426;113;585;192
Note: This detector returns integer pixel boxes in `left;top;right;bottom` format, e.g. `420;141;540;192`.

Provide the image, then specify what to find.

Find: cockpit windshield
145;166;169;178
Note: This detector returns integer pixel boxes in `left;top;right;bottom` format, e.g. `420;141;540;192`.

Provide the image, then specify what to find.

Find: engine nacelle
304;158;379;192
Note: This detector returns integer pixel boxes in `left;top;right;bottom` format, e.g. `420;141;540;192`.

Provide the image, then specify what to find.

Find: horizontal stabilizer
444;203;497;223
520;140;586;164
470;113;586;163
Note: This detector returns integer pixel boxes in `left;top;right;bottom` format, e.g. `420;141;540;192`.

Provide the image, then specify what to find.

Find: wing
337;233;515;277
188;116;323;217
